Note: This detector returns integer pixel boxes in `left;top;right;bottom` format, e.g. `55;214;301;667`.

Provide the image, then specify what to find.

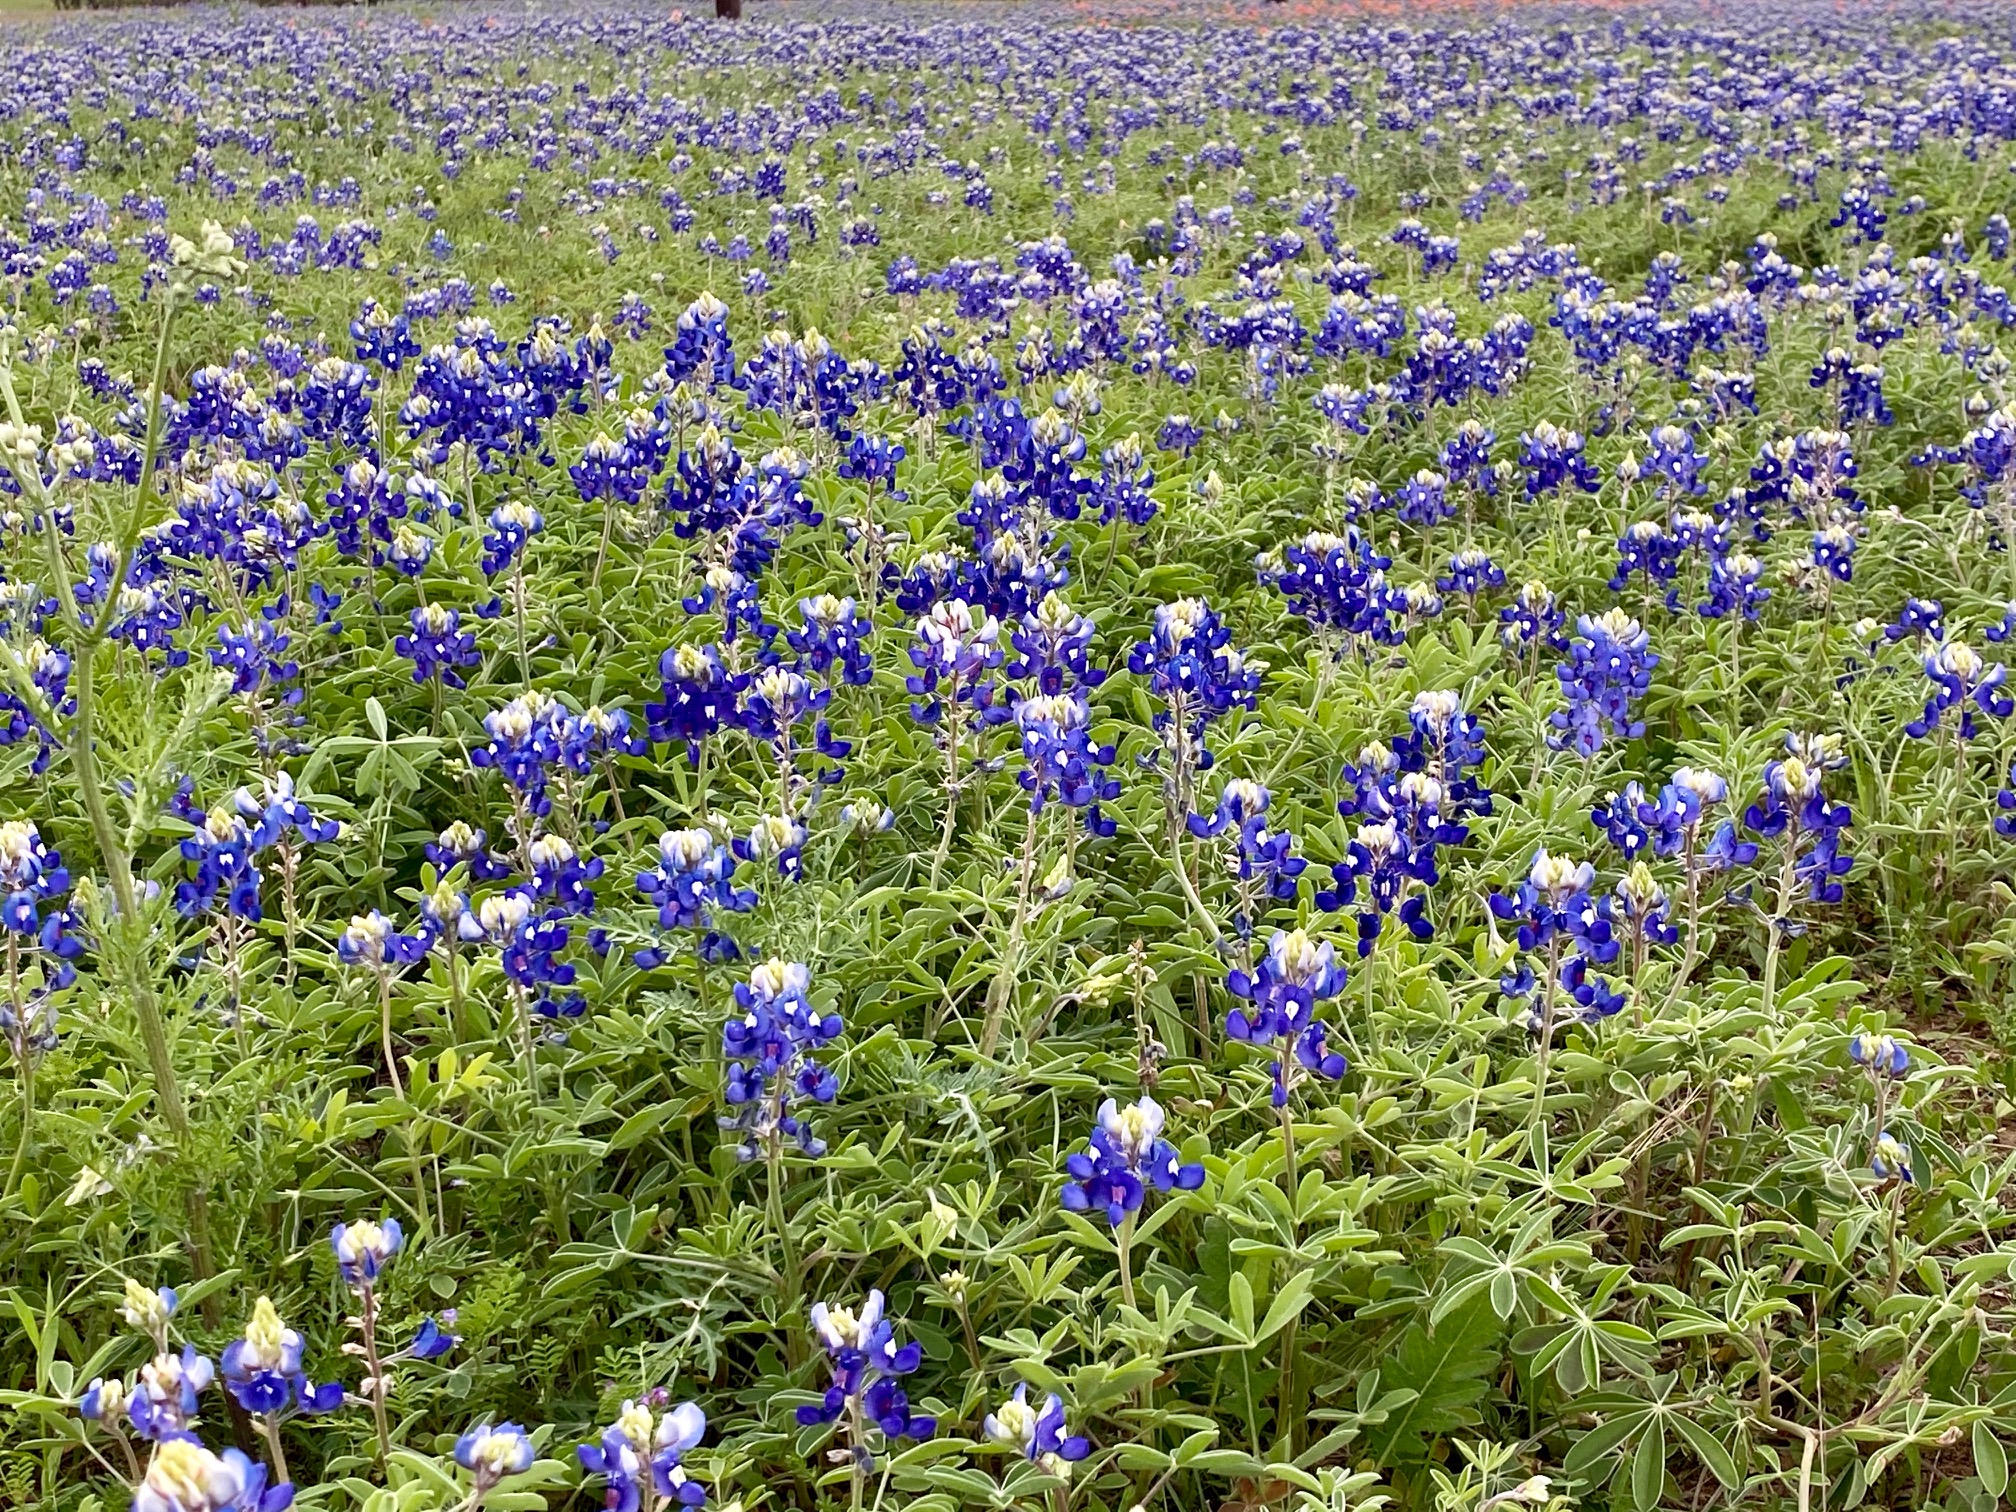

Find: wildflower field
6;1;2016;1509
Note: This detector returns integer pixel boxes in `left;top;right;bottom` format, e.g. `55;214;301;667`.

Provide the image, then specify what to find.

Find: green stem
1277;1096;1303;1459
5;1052;33;1201
1760;839;1801;1018
446;946;470;1046
766;1123;803;1351
378;970;405;1098
512;562;531;687
928;707;963;891
1;298;219;1296
979;805;1040;1057
361;1285;393;1466
592;495;617;591
259;1414;292;1490
512;985;539;1104
1116;1208;1137;1311
1530;937;1563;1131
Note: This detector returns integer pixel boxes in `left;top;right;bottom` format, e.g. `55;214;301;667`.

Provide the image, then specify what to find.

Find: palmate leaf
1361;1292;1505;1465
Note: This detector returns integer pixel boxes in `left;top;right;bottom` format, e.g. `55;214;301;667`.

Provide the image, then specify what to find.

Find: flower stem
1116;1208;1137;1311
5;1053;34;1202
359;1284;393;1466
1276;1095;1304;1460
378;970;405;1098
1530;937;1563;1132
766;1124;803;1343
259;1414;292;1489
928;706;963;891
979;805;1040;1057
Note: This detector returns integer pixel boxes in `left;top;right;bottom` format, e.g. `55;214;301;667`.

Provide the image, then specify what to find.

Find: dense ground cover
3;2;2016;1509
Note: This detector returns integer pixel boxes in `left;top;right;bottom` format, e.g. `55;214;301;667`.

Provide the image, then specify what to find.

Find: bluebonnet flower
1520;420;1599;498
337;910;429;970
1849;1031;1910;1080
1396;469;1454;528
722;958;841;1160
175;806;277;920
742;665;850;797
1489;849;1596;953
797;1290;934;1453
210;617;300;706
1156;413;1202;455
395;604;480;688
1189;777;1306;932
385;524;435;578
1225;928;1350;1107
1614;861;1678;979
579;1399;708;1512
1882;598;1945;646
1009;592;1105;696
1263;530;1402;649
1129;598;1264;804
1809;524;1858;582
1059;1094;1204;1226
1840;363;1893;427
1317;815;1436;957
1094;432;1157;527
1871;1130;1913;1185
118;1278;179;1345
1489;850;1627;1033
352;298;420;370
1996;764;2016;837
1609;520;1680;595
481;501;544;577
1438;548;1505;599
425;821;513;883
527;835;604;915
1744;734;1855;911
734;814;809;883
1699;550;1769;621
220;1297;342;1418
0;638;71;775
1500;580;1568;656
126;1345;217;1442
1550;609;1657;756
471;692;571;819
787;595;875;687
839;799;895;838
663;292;736;389
1588;782;1653;862
571;431;654;509
1015;692;1119;835
1;820;82;1061
455;1422;536;1495
984;1386;1090;1467
1643;423;1709;498
78;1374;129;1426
645;642;744;764
331;1217;402;1288
1315;696;1489;955
906;598;1005;725
475;890;581;1027
634;828;754;968
132;1438;291;1512
109;583;191;669
1905;641;2011;741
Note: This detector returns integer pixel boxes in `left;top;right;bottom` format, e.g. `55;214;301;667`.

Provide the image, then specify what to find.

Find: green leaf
1228;1271;1256;1343
1361;1293;1503;1465
1256;1269;1314;1342
1630;1416;1666;1512
1669;1413;1740;1491
1975;1420;2008;1499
